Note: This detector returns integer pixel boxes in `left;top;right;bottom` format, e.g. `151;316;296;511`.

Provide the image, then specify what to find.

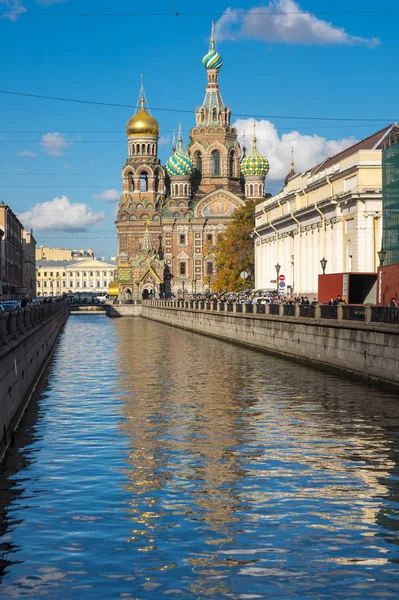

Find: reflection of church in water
115;24;270;298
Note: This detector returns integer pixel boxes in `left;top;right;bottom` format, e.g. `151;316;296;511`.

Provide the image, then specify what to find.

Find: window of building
211;150;220;176
43;281;47;287
50;271;53;277
140;171;148;192
179;234;186;245
179;262;186;276
83;282;87;288
229;150;235;177
195;151;202;174
207;233;213;243
207;262;213;275
90;272;93;276
44;272;47;276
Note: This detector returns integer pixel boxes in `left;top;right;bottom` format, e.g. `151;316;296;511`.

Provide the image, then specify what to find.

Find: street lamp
192;279;196;296
208;275;211;295
182;280;185;299
320;257;327;275
378;247;387;267
275;263;281;294
225;274;228;291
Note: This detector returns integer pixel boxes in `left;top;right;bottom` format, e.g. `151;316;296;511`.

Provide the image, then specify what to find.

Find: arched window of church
152;145;155;155
136;144;140;154
212;150;220;176
131;145;135;155
212;108;217;122
141;144;145;154
196;152;202;174
184;184;188;196
229;150;235;177
179;184;183;196
147;144;151;154
140;171;148;192
154;170;159;193
249;184;253;197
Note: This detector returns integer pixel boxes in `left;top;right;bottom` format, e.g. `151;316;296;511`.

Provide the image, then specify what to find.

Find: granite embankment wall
142;302;399;389
0;301;69;460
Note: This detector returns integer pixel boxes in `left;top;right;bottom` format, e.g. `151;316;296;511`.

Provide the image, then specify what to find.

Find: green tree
213;201;258;292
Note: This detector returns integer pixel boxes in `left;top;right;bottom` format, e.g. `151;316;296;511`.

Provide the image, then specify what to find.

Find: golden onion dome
126;96;160;137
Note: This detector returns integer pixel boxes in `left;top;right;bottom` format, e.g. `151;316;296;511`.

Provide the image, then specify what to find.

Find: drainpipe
291;213;301;295
314;202;326;273
326;175;334;197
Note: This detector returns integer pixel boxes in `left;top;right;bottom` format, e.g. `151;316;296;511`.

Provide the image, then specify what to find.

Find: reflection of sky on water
0;314;397;599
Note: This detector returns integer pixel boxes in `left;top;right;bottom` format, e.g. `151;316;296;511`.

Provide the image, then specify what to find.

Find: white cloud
216;0;379;47
234;118;356;184
18;196;105;232
93;189;121;202
18;150;36;158
41;132;71;157
0;0;26;20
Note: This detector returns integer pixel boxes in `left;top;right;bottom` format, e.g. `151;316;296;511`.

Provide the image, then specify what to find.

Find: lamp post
378;247;387;268
182;280;185;299
192;279;196;296
208;275;211;295
320;257;327;275
275;263;281;295
225;274;228;291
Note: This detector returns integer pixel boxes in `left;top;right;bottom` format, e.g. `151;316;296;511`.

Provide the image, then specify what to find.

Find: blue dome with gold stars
241;127;270;178
166;128;193;177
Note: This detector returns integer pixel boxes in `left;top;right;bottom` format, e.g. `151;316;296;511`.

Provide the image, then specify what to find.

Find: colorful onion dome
126;96;160;137
202;22;223;70
241;125;270;178
166;127;193;177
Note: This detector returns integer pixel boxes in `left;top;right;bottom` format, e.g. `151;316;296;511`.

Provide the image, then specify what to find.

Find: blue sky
0;0;397;257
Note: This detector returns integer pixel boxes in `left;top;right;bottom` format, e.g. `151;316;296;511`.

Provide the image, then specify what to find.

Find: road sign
279;282;286;288
279;275;285;281
240;271;248;280
270;279;277;284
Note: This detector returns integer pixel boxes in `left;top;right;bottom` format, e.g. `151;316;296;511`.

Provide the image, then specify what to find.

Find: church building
115;25;269;298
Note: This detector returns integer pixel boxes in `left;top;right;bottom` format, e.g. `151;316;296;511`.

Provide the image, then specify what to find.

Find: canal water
0;315;398;600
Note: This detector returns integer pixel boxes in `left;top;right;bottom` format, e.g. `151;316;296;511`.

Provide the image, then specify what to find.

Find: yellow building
36;258;116;297
35;246;94;262
254;125;398;296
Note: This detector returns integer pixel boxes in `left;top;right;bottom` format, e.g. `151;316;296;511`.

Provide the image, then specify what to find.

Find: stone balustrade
145;300;399;327
0;301;69;349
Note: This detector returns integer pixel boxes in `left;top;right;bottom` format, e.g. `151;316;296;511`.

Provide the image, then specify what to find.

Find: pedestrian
389;297;398;307
328;297;334;306
333;294;346;305
301;296;310;305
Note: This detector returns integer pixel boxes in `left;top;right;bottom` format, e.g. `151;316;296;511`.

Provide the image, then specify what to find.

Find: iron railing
269;304;280;315
283;304;296;317
320;305;338;320
371;306;399;324
299;305;315;318
342;305;366;322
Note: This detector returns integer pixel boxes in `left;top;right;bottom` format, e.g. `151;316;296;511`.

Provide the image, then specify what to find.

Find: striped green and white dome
202;22;223;70
241;132;269;177
202;48;223;70
166;129;193;177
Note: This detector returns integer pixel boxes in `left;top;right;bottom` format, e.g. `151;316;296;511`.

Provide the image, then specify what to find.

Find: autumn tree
212;201;258;292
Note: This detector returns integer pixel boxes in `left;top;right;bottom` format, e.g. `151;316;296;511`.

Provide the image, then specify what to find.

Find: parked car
0;301;21;311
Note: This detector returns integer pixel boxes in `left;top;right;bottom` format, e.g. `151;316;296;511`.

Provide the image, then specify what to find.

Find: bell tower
188;23;242;196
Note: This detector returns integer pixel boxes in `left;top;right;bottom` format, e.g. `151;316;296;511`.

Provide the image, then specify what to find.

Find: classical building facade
115;25;269;298
36;259;116;297
254;125;398;297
